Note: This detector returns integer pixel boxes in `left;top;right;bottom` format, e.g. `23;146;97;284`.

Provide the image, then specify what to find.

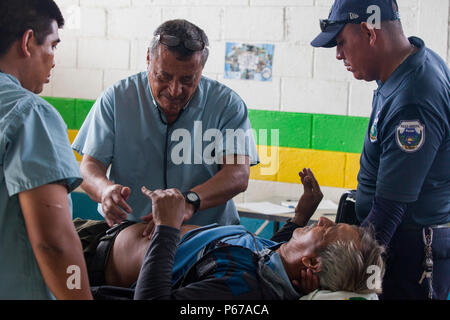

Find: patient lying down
85;169;386;299
105;223;199;287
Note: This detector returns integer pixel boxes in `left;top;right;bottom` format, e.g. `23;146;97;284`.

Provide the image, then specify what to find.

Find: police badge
370;111;380;143
395;120;425;152
369;122;378;143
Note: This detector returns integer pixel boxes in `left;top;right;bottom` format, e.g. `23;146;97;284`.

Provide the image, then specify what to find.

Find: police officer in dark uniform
311;0;449;299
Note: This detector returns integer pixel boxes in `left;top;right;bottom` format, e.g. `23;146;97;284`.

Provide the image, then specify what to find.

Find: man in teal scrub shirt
73;20;258;237
0;0;92;299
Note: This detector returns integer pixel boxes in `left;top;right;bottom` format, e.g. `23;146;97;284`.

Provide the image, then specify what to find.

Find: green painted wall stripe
42;97;77;129
42;96;369;154
248;109;369;154
75;99;95;129
248;109;312;149
312;114;369;154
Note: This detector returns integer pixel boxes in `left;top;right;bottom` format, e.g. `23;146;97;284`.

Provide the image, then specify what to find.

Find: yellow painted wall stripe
68;129;82;162
67;130;360;189
251;145;360;189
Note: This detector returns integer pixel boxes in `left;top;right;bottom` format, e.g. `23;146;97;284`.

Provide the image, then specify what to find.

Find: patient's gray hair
316;225;385;294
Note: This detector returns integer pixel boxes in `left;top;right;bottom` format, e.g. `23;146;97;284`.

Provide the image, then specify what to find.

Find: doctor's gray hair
316;225;386;294
149;19;209;67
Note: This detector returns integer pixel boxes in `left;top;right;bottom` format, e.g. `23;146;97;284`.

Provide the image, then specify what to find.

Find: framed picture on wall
224;42;274;82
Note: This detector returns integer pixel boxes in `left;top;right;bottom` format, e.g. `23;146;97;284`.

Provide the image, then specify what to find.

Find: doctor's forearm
191;164;249;211
79;155;113;203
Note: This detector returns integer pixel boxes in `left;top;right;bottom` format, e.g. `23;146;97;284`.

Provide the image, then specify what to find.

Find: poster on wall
224;42;274;82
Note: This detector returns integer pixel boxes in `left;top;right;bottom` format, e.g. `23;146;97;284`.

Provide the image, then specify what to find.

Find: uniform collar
0;70;21;86
376;37;426;98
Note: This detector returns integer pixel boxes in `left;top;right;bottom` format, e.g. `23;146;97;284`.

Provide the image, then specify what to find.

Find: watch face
187;192;199;202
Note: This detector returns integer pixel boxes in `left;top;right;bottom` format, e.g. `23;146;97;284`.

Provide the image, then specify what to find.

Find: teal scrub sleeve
217;95;259;166
72;88;115;167
3;103;82;196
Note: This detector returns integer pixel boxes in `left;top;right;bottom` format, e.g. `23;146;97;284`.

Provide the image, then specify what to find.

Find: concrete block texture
107;7;162;39
59;7;107;38
219;76;281;111
55;38;78;68
273;44;314;78
417;0;449;59
162;7;223;41
51;68;104;100
78;38;130;69
50;0;449;117
250;0;313;6
223;7;285;41
286;6;330;44
80;0;131;7
281;78;348;115
132;0;249;6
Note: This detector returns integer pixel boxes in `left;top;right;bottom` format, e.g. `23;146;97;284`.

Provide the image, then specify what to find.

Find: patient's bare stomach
105;223;200;288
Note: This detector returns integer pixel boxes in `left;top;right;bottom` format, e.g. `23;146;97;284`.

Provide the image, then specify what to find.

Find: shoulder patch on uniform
395;120;425;153
369;109;381;143
369;122;378;143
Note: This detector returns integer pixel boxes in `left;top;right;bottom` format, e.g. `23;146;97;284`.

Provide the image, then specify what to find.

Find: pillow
300;289;379;300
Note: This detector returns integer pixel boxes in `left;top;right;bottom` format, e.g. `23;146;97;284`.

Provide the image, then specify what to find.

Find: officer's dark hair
0;0;64;56
150;19;209;67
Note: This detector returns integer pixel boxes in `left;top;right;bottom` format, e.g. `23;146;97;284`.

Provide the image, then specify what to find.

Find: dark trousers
381;227;450;300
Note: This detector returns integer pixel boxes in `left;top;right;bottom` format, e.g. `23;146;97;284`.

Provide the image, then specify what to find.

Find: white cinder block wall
45;0;450;203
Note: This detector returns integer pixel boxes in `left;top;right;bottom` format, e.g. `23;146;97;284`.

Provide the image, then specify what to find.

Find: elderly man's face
289;217;360;257
147;45;203;121
335;24;377;81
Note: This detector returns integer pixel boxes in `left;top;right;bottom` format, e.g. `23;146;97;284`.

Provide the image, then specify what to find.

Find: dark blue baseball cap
311;0;400;48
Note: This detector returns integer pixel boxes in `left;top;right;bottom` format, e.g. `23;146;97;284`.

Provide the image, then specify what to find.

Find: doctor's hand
141;187;185;231
101;184;132;227
292;168;323;227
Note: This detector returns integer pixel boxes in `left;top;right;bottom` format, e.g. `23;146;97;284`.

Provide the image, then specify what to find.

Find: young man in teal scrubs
0;0;92;299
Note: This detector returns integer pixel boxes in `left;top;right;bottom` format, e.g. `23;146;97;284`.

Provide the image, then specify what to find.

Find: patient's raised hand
292;168;323;226
141;187;185;230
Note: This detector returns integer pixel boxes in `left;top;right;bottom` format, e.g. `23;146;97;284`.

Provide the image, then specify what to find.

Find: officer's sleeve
217;93;259;166
72;88;115;167
3;104;82;196
376;104;445;203
361;196;408;246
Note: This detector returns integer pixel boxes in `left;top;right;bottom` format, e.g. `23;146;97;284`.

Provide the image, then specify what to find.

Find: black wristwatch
182;191;201;213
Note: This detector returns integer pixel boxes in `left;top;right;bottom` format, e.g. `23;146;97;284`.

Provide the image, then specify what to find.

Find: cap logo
349;12;359;20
